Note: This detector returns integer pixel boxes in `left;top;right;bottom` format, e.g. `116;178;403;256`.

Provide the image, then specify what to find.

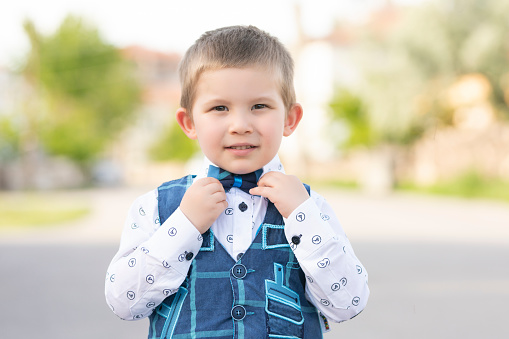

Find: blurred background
0;0;508;338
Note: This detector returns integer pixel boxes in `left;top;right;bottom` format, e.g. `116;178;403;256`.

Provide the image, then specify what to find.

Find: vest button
185;252;194;261
231;305;246;321
231;263;247;279
291;236;301;245
238;202;248;212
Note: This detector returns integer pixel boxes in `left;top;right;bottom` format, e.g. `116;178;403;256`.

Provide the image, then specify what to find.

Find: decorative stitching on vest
158;286;188;339
262;224;290;250
199;230;215;252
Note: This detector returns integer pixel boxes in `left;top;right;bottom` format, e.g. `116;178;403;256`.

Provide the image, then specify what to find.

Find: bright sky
0;0;426;66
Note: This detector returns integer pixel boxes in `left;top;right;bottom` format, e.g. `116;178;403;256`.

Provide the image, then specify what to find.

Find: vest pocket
265;263;304;338
155;286;188;338
266;296;304;338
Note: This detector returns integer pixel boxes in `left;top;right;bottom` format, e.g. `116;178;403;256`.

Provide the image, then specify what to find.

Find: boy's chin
225;168;258;175
213;154;274;174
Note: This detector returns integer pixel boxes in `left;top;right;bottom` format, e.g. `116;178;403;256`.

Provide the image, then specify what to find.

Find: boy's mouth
226;145;256;150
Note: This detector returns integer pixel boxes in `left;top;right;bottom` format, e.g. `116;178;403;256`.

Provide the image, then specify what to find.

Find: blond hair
178;25;295;114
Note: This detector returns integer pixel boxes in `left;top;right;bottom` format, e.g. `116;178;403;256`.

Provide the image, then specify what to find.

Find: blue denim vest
149;175;323;339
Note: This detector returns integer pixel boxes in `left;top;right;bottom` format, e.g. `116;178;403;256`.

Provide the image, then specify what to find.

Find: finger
211;190;227;203
210;192;228;211
203;180;225;194
218;199;228;210
197;177;221;186
257;171;283;187
249;186;273;200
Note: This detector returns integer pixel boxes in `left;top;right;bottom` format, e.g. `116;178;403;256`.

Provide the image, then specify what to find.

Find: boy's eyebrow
199;95;280;106
250;95;279;103
199;98;233;106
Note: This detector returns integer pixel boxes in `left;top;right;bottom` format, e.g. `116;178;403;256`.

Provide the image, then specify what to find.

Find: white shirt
105;155;369;324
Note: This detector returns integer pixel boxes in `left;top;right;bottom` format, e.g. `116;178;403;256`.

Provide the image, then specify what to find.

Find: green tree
22;15;140;167
329;89;373;148
329;0;509;192
331;0;509;148
389;0;509;117
149;122;199;162
0;117;20;162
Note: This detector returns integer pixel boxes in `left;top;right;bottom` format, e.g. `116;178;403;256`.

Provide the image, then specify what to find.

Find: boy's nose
229;111;253;134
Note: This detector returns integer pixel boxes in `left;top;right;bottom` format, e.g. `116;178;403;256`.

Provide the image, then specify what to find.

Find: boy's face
176;67;302;174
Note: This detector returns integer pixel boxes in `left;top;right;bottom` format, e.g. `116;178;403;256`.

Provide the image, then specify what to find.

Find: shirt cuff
144;207;203;276
284;197;337;259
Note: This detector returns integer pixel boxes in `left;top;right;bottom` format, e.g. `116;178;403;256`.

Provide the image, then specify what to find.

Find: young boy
105;25;369;339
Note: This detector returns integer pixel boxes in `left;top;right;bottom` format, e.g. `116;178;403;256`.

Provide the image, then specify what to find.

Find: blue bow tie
207;166;263;194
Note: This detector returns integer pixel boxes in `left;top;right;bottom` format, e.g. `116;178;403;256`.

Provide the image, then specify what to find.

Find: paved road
1;187;508;338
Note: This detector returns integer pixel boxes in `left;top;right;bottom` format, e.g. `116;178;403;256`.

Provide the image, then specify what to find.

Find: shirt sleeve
104;189;203;321
283;191;369;323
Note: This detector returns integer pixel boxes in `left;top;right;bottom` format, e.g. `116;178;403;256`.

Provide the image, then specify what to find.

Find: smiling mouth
227;145;256;150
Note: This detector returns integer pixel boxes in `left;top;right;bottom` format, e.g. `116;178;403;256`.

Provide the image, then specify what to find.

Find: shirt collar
195;154;285;181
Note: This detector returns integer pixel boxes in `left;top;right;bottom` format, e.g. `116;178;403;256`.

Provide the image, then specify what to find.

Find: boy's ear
175;107;197;140
283;103;303;137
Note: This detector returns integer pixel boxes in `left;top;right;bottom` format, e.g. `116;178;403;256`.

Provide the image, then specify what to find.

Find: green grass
0;194;90;228
397;171;509;202
308;171;509;203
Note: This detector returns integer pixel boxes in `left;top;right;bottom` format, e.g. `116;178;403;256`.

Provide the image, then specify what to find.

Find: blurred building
284;2;403;186
410;74;509;185
108;46;185;186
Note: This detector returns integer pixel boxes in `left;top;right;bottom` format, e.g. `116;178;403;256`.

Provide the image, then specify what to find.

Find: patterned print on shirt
320;299;331;307
296;212;306;222
317;258;330;268
331;283;340;291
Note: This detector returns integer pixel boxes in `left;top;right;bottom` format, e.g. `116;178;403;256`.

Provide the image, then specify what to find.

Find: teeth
230;145;254;150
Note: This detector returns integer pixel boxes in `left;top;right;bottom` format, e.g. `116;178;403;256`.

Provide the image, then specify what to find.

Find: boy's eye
252;104;267;110
213;106;228;112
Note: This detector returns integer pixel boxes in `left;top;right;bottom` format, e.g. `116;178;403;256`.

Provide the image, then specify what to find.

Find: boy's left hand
249;172;309;218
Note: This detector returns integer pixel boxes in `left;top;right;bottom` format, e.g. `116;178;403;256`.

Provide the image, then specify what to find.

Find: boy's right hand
179;177;227;234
